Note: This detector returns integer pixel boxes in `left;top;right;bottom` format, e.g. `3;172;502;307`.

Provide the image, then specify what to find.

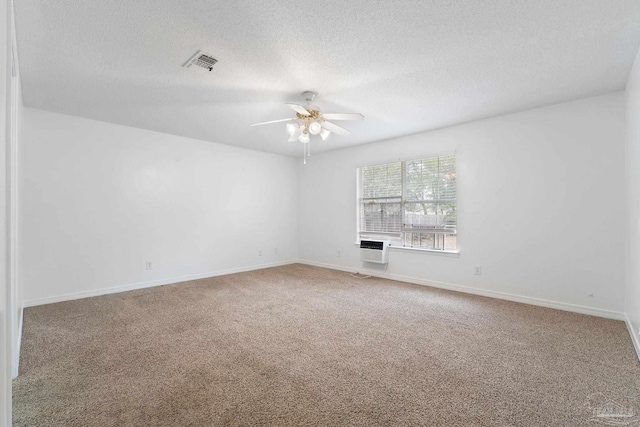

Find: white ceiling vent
182;50;218;71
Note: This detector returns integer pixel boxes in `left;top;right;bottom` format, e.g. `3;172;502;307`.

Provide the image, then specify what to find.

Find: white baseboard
625;314;640;361
298;260;626;321
23;260;298;307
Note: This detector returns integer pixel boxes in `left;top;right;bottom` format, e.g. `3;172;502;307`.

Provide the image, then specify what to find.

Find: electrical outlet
474;266;481;275
337;249;341;258
146;261;152;270
258;250;262;256
274;247;278;254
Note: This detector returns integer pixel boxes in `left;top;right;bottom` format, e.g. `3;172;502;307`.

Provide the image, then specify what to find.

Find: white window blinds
359;162;402;234
404;155;457;230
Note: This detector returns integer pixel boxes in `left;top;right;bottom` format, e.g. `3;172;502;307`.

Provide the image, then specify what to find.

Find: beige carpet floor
12;264;640;426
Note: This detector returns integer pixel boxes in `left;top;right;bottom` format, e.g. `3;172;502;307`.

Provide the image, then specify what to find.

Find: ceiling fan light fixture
288;126;302;142
320;128;331;140
308;121;322;135
299;131;310;143
286;123;297;136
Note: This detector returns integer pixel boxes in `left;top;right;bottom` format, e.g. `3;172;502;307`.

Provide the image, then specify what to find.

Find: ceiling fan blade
286;103;311;116
250;118;296;127
321;120;350;136
322;113;364;121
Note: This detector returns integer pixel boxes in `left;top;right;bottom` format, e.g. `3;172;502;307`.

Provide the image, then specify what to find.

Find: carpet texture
13;264;640;426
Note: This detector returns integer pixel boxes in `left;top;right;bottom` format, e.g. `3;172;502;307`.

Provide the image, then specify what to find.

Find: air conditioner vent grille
194;54;218;69
183;50;218;71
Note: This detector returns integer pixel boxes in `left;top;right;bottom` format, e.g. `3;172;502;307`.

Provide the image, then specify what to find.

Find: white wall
19;108;298;305
626;48;640;348
299;93;626;317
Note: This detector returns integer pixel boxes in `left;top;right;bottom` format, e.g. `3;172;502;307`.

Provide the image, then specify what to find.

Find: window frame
356;153;459;254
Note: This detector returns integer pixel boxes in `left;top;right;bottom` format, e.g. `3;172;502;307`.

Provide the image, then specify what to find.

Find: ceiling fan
250;91;364;161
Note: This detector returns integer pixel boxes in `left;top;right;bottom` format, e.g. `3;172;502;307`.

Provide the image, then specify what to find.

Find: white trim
12;307;21;378
354;242;460;257
3;0;15;424
625;313;640;361
23;260;298;307
298;259;626;321
389;246;460;256
354;150;457;169
8;24;19;381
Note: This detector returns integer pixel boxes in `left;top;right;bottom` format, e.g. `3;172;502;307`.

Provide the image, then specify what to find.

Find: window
358;154;457;251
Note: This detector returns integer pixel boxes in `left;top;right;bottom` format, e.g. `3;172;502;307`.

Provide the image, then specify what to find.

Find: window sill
354;242;460;257
389;245;460;257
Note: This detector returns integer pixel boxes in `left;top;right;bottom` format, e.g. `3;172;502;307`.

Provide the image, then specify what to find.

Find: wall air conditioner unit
360;240;389;264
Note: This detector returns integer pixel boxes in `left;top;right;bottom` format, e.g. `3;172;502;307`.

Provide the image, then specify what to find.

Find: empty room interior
3;0;640;426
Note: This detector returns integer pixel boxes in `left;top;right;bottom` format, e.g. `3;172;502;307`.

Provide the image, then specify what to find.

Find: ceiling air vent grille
183;50;218;71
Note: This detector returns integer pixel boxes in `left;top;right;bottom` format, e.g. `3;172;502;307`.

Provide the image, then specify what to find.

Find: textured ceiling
13;0;640;157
